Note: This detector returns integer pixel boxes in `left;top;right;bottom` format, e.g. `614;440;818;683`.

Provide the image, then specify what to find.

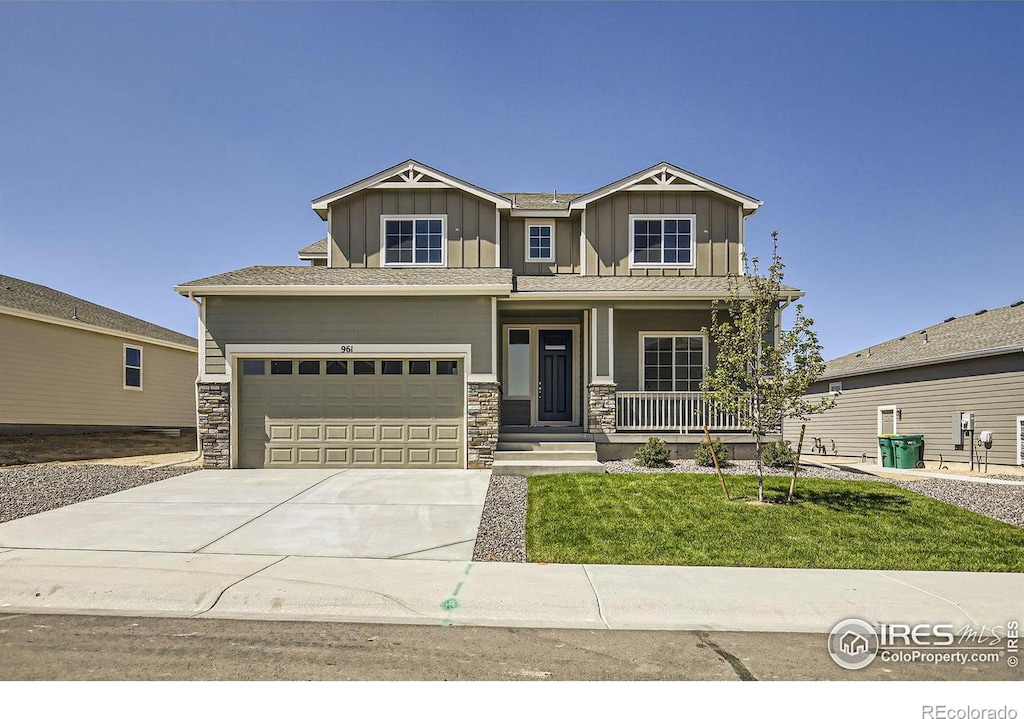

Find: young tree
701;232;834;503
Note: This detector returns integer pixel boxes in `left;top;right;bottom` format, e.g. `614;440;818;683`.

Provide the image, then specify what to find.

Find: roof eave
821;346;1024;381
174;283;512;298
0;306;197;353
505;289;804;302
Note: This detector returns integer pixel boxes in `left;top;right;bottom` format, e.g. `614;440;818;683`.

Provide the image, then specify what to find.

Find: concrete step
496;441;598;452
490;460;607;477
493;449;599;462
497;432;592;443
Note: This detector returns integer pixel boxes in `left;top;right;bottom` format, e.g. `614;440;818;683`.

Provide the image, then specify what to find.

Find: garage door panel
239;357;464;468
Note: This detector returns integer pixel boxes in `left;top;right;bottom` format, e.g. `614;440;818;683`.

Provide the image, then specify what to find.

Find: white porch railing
615;391;746;432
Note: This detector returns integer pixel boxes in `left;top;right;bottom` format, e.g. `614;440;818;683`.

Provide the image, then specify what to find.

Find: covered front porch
495;300;749;436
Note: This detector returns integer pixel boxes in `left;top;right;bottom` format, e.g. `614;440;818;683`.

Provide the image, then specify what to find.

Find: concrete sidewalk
1;549;1020;633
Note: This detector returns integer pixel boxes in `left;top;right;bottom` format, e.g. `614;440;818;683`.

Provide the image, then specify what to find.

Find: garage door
237;358;464;468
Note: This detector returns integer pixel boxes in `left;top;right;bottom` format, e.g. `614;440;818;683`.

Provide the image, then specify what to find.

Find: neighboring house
783;302;1024;468
176;159;801;470
0;275;198;435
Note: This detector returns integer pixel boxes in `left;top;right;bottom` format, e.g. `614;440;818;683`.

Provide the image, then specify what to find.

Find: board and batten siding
203;295;494;375
612;308;716;391
782;353;1024;467
584;191;743;277
0;314;196;429
327;188;497;268
500;216;581;275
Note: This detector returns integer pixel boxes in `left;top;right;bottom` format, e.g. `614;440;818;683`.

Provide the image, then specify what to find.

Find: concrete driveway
0;468;490;561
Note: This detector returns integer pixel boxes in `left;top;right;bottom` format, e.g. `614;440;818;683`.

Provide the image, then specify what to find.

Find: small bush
761;440;795;468
693;438;729;467
634;437;671;468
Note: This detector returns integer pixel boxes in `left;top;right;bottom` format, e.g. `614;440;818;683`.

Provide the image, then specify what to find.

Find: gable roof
0;274;196;350
823;301;1024;380
310;159;512;219
567;161;763;213
175;266;513;296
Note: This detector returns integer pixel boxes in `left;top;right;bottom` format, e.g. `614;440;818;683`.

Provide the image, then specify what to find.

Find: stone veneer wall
467;381;500;469
588;383;617;434
197;381;230;469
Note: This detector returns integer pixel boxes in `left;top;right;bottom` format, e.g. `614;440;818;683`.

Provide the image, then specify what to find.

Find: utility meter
961;412;975;431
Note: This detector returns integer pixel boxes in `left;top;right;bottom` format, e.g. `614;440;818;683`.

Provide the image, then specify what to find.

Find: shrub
634;437;671;468
761;440;795;468
694;437;729;467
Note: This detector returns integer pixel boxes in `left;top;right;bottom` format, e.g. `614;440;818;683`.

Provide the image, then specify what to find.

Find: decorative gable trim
568;161;762;213
311;159;512;219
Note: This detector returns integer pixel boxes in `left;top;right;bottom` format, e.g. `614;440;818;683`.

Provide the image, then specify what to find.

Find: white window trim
828;381;843;394
525;221;555;263
123;343;143;391
628;214;697;269
637;332;708;392
877;405;898;465
380;214;448;267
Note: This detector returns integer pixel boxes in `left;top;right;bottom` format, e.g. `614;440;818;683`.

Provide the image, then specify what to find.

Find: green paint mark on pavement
441;597;458;612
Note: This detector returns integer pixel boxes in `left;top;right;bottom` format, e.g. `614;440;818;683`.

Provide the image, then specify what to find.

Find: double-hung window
124;345;142;390
382;216;445;266
526;223;553;262
630;214;696;267
641;334;705;392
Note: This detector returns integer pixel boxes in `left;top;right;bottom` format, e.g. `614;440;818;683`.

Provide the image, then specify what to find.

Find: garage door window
242;360;265;375
354;360;376;375
298;360;321;375
270;360;293;375
326;360;348;375
382;360;403;375
437;360;459;375
409;360;431;375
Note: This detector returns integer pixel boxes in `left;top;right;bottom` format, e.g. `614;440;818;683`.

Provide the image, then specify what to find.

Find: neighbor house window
124;345;142;389
630;215;696;267
829;382;843;394
641;335;705;391
526;224;553;262
382;216;445;266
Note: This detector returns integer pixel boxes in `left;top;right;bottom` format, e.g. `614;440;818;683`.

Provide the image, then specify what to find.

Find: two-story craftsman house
176;160;801;471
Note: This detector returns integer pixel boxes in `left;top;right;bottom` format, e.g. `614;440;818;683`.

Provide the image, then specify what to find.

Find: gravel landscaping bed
472;475;527;562
0;463;198;524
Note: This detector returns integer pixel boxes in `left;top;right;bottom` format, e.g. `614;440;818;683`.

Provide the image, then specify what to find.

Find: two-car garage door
237;357;464;469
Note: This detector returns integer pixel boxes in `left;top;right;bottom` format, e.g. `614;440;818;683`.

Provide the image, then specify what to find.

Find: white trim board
174;284;512;297
1017;416;1023;467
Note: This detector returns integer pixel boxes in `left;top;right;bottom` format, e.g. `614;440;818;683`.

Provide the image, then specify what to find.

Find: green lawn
525;473;1024;572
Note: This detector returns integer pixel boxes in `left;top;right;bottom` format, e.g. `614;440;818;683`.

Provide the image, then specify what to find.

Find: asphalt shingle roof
824;301;1024;379
514;275;800;295
497;192;584;210
298;238;327;255
177;266;513;288
0;274;196;348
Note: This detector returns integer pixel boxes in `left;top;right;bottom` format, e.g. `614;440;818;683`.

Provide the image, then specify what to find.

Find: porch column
589;304;616;435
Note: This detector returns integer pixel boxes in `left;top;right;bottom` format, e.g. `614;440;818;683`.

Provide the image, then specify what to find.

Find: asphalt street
0;613;1017;681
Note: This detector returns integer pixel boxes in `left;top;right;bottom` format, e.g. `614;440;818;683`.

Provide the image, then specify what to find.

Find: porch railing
615;391;747;433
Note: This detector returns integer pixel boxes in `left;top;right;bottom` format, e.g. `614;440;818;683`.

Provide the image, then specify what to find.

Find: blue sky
1;2;1020;360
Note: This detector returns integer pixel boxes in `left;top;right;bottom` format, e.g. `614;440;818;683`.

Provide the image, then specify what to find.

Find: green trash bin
891;434;924;469
878;435;895;468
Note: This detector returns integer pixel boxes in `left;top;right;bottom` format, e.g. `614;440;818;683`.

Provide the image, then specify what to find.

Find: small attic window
828;382;843;394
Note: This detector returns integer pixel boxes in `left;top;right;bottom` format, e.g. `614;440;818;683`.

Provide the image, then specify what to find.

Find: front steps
491;434;606;477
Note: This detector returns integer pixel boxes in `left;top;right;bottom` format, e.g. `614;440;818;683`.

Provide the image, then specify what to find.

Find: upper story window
526;223;554;262
124;345;142;390
381;215;446;266
629;214;696;268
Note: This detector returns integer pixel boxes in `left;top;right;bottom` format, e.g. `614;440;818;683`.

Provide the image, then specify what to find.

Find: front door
538;330;572;422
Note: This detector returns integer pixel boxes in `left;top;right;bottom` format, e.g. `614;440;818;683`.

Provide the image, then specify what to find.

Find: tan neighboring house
0;274;198;435
783;302;1024;468
176;159;802;470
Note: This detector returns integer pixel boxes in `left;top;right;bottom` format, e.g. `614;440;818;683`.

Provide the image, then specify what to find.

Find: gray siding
584;191;742;276
204;295;494;375
782;354;1024;466
328;188;497;268
501;216;581;275
0;314;196;428
613;308;715;390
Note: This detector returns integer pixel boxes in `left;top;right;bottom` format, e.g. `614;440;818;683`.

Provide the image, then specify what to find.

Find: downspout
187;291;204;460
775;295;794;346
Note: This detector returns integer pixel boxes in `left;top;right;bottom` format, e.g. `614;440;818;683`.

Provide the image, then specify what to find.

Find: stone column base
467;381;500;469
197;381;230;469
588;383;617;435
